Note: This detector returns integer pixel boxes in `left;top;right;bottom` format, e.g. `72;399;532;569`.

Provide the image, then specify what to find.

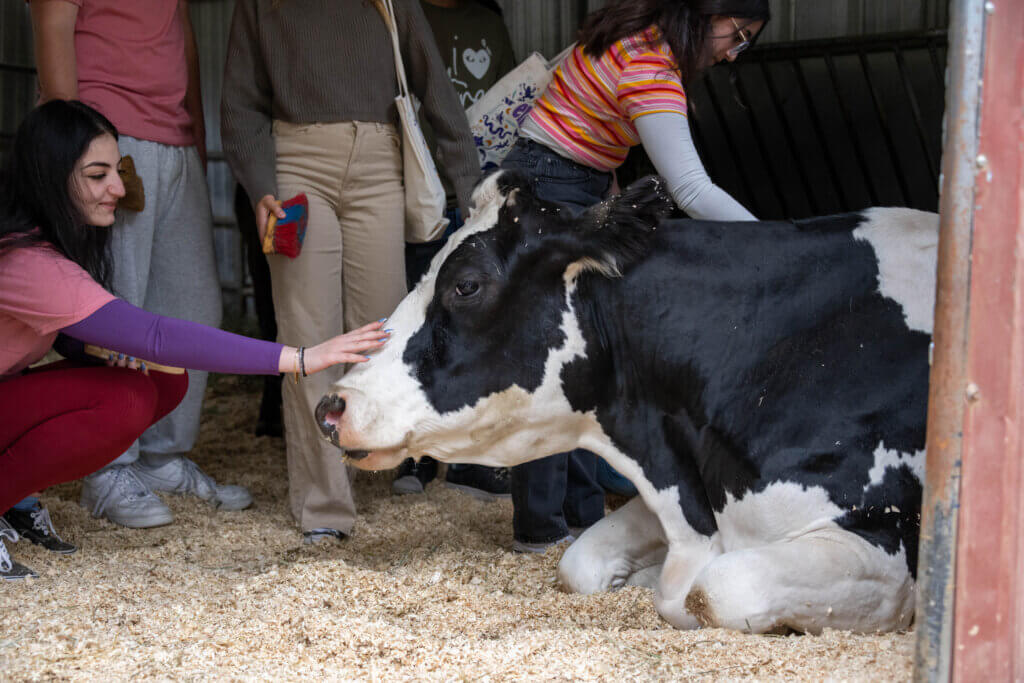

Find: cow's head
316;170;672;470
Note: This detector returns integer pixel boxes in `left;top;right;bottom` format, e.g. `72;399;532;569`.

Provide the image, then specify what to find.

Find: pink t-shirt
61;0;194;146
0;245;116;378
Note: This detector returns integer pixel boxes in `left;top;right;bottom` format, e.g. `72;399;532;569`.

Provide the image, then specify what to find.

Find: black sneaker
391;456;438;495
445;464;511;501
0;519;38;581
3;503;77;554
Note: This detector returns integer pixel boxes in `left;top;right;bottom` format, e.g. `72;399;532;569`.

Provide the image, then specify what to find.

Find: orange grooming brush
262;193;309;258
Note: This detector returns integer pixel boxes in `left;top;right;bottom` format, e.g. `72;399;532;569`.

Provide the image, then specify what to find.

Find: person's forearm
636;112;756;222
30;0;80;102
62;299;284;375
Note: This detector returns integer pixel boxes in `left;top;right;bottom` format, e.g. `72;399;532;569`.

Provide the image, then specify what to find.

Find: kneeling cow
316;171;936;634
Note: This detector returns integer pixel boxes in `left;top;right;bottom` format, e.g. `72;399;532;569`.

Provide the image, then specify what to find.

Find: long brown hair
0;100;119;288
579;0;770;85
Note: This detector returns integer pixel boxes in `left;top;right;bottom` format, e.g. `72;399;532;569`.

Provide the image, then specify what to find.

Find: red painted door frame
952;0;1024;678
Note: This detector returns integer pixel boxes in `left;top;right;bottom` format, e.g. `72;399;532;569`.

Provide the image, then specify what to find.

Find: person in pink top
29;0;234;528
0;101;391;580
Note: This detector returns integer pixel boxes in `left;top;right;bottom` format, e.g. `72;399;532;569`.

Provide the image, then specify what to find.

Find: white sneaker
134;455;253;511
80;465;173;529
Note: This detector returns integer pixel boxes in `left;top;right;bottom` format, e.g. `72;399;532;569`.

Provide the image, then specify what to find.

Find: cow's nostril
315;394;346;438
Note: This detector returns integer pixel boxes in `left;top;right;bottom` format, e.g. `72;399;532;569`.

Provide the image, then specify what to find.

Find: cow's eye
455;279;480;297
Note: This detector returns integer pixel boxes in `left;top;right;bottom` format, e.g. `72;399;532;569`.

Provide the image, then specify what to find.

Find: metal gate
620;30;947;221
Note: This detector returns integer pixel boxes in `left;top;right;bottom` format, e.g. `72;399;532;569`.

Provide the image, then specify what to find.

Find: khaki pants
270;120;407;533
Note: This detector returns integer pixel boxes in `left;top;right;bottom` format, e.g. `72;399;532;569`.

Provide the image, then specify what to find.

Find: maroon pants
0;361;188;514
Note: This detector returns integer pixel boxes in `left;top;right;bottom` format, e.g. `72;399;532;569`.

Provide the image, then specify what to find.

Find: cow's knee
558;498;667;594
559;541;665;594
558;533;625;594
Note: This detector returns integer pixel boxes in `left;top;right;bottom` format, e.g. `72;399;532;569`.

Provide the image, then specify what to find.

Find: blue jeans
500;138;612;543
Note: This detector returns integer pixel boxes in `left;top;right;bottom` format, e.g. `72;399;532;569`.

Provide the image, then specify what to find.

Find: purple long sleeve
63;299;284;375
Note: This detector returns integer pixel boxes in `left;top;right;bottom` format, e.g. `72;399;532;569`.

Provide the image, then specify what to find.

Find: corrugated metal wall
0;0;951;313
495;0;950;59
0;2;38;150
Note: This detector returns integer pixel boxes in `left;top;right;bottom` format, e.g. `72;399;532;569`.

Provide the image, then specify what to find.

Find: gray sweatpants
105;136;222;465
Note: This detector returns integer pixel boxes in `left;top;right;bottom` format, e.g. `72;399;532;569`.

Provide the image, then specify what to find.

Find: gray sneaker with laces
0;518;39;581
80;464;174;528
134;454;252;511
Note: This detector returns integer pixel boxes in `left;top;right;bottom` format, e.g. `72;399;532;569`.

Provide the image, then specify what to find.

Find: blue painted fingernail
108;353;114;361
378;317;388;323
140;362;147;371
118;353;125;361
128;356;135;362
384;329;393;333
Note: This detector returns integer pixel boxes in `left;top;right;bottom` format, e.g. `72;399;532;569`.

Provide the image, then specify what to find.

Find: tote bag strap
371;0;412;100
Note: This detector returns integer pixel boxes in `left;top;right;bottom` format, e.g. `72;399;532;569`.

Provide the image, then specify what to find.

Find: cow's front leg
558;496;667;593
684;528;916;634
652;541;721;629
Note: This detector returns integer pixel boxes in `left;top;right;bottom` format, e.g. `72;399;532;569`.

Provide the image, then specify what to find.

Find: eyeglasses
727;17;753;57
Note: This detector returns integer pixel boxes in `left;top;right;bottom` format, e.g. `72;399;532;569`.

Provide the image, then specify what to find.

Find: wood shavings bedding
0;375;913;681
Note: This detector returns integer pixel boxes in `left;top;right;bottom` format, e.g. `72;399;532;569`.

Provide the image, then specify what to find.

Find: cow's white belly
715;481;845;553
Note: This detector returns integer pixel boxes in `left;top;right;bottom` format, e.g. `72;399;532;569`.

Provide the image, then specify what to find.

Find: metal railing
682;30;948;219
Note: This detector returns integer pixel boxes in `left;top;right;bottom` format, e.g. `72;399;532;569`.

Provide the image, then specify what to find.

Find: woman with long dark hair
0;100;390;580
501;0;770;553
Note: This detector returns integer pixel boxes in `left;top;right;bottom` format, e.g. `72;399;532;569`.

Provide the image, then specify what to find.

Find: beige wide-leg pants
270;120;407;534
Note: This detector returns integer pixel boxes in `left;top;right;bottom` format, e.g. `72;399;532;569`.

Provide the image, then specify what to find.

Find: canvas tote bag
465;44;574;171
374;0;448;243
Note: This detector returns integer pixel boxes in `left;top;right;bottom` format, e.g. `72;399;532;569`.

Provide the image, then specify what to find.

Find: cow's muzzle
315;393;346;443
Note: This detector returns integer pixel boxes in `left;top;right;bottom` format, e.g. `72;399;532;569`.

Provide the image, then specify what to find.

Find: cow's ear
570;175;674;277
470;169;534;213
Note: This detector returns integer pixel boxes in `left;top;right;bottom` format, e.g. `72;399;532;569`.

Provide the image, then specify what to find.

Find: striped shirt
524;26;687;171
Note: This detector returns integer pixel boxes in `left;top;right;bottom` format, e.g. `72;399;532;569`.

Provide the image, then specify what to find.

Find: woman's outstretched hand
280;320;391;376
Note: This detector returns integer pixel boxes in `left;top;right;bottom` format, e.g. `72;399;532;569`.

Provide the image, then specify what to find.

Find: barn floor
1;374;913;680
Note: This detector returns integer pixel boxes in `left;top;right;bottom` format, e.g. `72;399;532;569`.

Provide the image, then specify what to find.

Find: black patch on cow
403;226;571;413
836;464;923;577
404;175;673;414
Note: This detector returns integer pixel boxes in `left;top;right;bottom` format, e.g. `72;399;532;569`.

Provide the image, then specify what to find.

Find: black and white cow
316;171;936;634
